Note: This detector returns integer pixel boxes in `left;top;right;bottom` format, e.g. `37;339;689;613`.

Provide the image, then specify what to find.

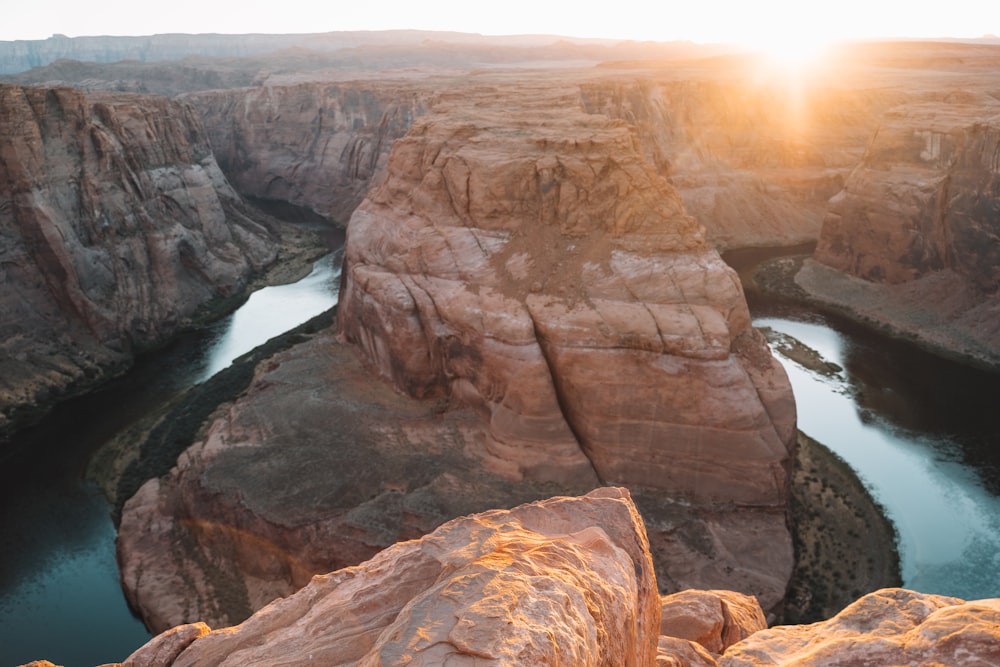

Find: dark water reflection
0;222;342;667
724;246;1000;600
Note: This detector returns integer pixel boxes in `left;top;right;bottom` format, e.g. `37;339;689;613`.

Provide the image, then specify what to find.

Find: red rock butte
338;81;797;504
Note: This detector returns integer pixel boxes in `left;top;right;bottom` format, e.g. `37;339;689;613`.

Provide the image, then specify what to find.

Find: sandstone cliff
111;492;1000;667
184;82;426;224
805;99;1000;367
578;69;903;250
338;81;796;506
0;84;278;439
334;79;796;606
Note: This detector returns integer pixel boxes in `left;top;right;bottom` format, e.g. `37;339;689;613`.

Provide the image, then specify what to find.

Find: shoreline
726;245;904;622
753;253;1000;373
784;431;901;623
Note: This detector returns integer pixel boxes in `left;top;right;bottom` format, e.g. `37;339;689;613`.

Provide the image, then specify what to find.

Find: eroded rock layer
808;101;1000;366
184;83;427;224
338;82;796;506
0;84;277;438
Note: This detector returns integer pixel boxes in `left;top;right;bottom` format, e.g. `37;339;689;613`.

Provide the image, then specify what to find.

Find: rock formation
720;588;1000;666
0;84;278;439
112;493;1000;667
184;82;426;224
116;75;797;632
338;81;796;507
804;99;1000;367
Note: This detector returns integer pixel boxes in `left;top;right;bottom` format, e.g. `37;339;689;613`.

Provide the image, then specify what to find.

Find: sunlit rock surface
0;84;277;438
720;588;1000;667
123;488;661;667
116;507;1000;667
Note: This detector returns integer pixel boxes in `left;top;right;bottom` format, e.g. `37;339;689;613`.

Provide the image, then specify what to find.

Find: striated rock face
816;102;1000;289
338;83;796;505
185;83;426;224
806;101;1000;367
0;84;278;438
123;488;661;667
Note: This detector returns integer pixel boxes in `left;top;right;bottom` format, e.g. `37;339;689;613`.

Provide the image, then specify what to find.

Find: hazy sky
3;0;997;46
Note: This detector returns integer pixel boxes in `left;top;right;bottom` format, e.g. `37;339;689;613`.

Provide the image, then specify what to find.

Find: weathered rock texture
338;83;795;509
807;100;1000;367
184;82;426;224
331;80;795;612
720;588;1000;666
0;85;278;438
123;488;661;667
116;510;1000;667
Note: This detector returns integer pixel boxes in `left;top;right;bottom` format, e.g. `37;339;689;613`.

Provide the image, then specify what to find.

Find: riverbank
785;432;901;623
753;253;1000;372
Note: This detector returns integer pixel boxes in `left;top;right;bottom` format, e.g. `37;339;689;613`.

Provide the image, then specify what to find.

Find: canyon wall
0;84;278;439
803;99;1000;367
184;83;427;224
816;101;1000;289
578;72;899;249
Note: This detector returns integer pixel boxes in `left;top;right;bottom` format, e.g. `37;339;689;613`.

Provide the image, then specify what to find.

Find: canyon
2;32;1000;666
0;83;282;441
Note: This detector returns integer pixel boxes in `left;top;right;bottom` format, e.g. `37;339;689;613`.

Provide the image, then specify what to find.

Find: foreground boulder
0;84;278;438
114;495;1000;667
720;588;1000;666
122;488;661;666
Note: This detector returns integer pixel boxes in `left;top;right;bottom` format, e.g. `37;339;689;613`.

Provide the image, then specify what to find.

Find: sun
746;31;835;73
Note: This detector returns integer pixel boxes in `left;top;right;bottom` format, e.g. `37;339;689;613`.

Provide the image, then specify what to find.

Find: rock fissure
525;307;604;485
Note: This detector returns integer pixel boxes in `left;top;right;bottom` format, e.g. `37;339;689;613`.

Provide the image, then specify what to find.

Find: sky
2;0;997;47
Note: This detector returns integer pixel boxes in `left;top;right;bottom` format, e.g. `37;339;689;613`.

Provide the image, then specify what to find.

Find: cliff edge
0;85;278;440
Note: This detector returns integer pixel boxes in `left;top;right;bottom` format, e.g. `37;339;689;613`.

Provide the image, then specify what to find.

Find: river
1;242;998;665
725;246;1000;601
0;222;343;667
